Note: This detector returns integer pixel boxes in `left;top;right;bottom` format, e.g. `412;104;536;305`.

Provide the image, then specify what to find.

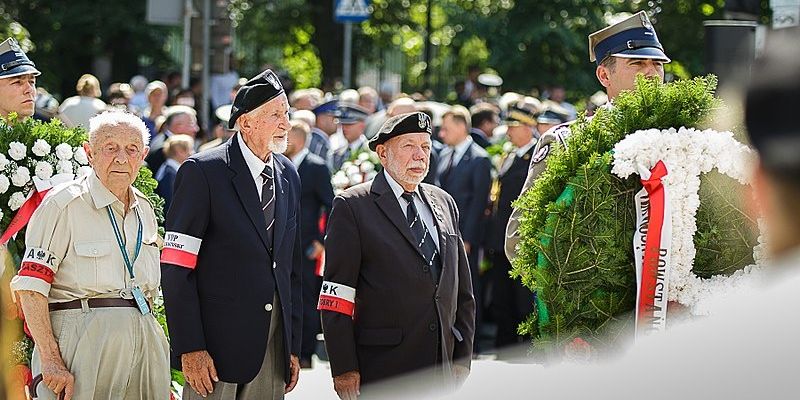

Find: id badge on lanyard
106;206;150;315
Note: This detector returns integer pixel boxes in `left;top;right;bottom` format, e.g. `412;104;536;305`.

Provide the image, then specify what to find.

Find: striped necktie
261;163;275;251
401;192;440;281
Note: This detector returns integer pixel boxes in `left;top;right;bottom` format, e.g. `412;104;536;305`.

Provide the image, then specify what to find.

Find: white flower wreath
611;127;764;316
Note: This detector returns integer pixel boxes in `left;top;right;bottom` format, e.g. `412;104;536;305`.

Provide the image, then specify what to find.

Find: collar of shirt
384;170;419;201
292;148;309;166
163;129;174;138
449;136;474;165
164;158;181;171
87;172;140;211
348;135;367;152
237;132;274;183
515;139;537;157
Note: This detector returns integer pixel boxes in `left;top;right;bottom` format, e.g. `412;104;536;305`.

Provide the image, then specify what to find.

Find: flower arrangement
511;76;761;355
331;148;380;195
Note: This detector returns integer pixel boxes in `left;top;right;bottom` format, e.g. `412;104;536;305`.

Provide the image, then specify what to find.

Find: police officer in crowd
0;38;39;120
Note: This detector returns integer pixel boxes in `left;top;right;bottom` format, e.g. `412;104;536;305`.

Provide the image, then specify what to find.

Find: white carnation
9;191;26;211
57;160;74;175
8;142;26;161
77;166;94;178
358;152;370;161
360;161;375;173
0;175;9;194
74;147;89;165
11;166;30;187
332;171;349;188
55;143;73;160
32;139;51;157
348;173;362;186
0;153;9;170
35;161;54;180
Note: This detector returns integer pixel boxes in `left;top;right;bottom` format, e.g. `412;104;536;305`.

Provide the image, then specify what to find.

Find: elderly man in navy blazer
161;69;303;400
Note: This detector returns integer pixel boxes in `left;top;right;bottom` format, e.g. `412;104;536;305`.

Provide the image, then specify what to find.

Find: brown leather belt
49;298;137;311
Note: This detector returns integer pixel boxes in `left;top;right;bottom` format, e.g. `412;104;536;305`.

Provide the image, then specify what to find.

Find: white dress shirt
291;148;309;167
237;133;275;200
383;170;440;249
438;136;474;175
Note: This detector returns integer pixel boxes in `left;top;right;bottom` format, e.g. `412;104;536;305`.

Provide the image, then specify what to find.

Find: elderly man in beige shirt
10;111;169;399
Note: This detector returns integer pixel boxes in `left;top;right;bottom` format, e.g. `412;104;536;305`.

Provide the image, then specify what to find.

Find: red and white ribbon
0;173;74;246
633;161;672;335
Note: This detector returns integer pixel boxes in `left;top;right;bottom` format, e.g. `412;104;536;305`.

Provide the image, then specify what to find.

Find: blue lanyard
106;206;142;280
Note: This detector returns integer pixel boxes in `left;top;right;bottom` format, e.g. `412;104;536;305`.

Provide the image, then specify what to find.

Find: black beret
368;111;432;151
228;69;285;129
746;30;800;172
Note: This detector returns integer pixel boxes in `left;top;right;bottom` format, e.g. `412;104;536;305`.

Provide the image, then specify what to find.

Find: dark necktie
440;148;455;184
261;163;275;252
401;192;440;281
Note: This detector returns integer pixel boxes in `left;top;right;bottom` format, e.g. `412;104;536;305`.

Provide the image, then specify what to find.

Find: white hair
88;110;151;146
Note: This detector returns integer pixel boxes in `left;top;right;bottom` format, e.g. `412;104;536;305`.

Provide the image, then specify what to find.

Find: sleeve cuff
10;275;51;299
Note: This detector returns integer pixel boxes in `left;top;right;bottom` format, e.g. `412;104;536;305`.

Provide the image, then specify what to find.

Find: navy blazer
297;152;335;250
160;134;303;384
438;142;492;246
154;162;178;211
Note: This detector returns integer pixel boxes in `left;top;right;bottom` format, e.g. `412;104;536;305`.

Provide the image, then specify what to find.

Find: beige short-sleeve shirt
10;173;162;302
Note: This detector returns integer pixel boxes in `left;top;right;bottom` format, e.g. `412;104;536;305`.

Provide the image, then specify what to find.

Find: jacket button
265;303;273;311
422;266;430;273
428;323;437;331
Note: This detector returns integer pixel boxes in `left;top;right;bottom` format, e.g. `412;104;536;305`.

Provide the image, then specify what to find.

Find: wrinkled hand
453;365;470;387
308;240;324;260
182;350;219;397
41;356;74;400
285;354;300;393
333;370;360;400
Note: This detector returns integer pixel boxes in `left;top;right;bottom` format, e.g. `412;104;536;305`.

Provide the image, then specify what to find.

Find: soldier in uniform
11;111;169;399
486;99;541;352
505;11;671;259
161;69;302;400
321;112;475;399
0;38;40;120
330;104;370;171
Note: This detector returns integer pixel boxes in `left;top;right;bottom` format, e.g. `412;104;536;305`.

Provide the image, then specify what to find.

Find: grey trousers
184;294;286;400
32;306;170;400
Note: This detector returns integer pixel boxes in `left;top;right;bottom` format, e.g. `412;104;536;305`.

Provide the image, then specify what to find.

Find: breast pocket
73;240;114;289
136;243;161;292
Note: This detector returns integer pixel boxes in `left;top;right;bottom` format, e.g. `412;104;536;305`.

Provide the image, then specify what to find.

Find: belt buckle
119;288;134;300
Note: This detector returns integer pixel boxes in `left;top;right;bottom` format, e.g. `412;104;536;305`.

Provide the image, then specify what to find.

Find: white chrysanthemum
32;139;51;157
348;174;362;186
332;171;349;188
358;152;370;161
74;147;89;165
8;142;26;161
57;160;74;175
360;161;375;173
77;166;94;179
11;166;30;187
345;164;360;176
0;153;9;170
0;175;9;194
35;161;54;180
55;143;73;160
9;191;26;211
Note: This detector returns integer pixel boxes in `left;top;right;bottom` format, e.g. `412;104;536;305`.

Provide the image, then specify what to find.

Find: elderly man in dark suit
161;69;303;400
320;112;475;399
285;119;335;368
437;105;492;352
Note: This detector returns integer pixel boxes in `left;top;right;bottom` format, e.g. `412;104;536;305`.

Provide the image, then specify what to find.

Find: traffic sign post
335;0;371;88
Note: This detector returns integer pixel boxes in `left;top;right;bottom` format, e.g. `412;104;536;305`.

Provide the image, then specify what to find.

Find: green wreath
511;76;758;353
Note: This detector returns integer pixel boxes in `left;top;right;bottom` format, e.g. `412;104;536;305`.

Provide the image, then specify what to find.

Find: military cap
228;69;285;129
746;30;800;172
589;11;670;66
504;97;541;126
0;38;40;79
313;98;338;115
368;111;432;151
336;104;369;125
537;100;570;125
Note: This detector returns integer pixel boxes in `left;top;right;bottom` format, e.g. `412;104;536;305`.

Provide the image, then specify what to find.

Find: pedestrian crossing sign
334;0;371;23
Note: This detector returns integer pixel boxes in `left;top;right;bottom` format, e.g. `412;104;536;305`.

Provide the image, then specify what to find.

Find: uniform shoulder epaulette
48;180;86;210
